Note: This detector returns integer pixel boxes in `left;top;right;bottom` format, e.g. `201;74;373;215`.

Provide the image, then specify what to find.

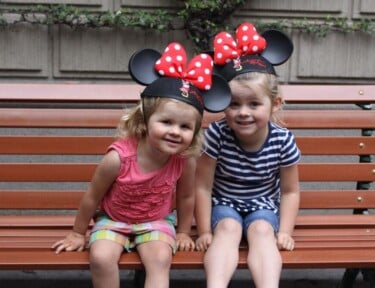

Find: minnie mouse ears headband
213;22;294;81
128;42;231;114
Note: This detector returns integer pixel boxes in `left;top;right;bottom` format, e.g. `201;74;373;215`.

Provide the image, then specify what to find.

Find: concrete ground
0;269;370;288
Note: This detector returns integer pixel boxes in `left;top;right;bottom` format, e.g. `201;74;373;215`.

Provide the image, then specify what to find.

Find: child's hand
176;232;195;251
195;232;212;251
276;232;295;251
51;231;86;254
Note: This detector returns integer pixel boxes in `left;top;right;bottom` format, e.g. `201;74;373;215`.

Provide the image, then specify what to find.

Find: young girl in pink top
52;42;231;288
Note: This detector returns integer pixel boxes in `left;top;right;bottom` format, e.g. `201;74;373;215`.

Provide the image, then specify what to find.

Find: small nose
169;125;180;135
239;105;251;116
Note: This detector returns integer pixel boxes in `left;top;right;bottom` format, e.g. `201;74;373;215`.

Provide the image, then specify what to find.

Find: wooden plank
281;110;375;129
1;248;375;270
0;84;374;104
10;162;375;182
296;136;375;155
1;214;373;229
1;135;374;155
0;190;84;209
1;109;375;129
0;83;143;103
298;163;375;182
0;136;113;155
0;108;123;128
1;189;375;210
0;163;96;182
280;85;375;104
299;190;375;209
295;214;375;228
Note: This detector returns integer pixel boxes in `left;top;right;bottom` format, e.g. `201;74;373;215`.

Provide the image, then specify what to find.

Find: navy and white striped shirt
204;118;301;214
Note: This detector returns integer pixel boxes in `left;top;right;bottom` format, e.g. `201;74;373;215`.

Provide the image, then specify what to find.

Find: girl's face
146;100;199;155
225;81;281;149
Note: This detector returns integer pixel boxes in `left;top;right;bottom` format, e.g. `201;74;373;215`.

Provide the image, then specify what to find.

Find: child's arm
195;153;216;251
175;157;197;251
277;163;300;251
52;150;121;253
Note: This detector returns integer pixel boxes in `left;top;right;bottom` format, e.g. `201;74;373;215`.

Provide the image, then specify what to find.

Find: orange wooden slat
0;84;373;104
1;248;375;270
0;83;143;102
298;163;375;181
295;214;375;228
280;85;375;104
281;110;375;129
296;136;375;155
2;108;375;129
0;108;123;128
2;136;373;155
0;163;97;181
1;189;374;210
0;136;113;154
0;190;84;209
299;190;375;209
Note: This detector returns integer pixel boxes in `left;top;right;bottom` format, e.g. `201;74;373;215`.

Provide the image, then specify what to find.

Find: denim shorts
211;205;280;233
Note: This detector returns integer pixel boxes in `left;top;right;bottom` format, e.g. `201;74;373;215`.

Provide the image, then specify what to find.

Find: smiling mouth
165;138;180;145
236;120;254;126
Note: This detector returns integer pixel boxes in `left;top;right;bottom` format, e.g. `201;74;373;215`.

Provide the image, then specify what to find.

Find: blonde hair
229;72;284;125
116;97;203;157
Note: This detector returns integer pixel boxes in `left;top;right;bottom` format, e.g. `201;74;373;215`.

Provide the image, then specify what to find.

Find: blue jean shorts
211;205;280;233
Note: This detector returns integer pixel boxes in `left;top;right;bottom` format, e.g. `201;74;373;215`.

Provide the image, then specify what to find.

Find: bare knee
138;241;172;271
215;218;242;236
247;220;275;240
89;242;122;272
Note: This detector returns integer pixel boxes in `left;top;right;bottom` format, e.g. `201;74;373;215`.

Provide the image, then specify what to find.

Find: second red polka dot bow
214;22;267;65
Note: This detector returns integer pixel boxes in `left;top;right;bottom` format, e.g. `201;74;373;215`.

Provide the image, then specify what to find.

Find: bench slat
1;190;374;209
299;163;375;181
1;163;374;182
0;108;123;128
0;84;373;104
0;83;143;103
0;190;84;209
1;248;375;270
0;136;113;154
1;214;373;228
1;108;374;129
0;163;96;181
1;135;374;155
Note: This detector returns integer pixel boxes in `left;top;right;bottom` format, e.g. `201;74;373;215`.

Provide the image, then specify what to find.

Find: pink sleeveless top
100;138;186;224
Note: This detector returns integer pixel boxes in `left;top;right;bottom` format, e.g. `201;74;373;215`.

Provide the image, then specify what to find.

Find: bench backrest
0;84;374;225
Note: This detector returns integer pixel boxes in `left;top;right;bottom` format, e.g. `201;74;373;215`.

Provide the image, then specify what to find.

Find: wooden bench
0;83;374;287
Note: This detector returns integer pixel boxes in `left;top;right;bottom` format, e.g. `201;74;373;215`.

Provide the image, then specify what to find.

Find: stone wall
0;0;374;83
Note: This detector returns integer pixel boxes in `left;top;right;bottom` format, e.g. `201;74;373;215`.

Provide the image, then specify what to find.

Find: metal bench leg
338;268;360;288
362;269;375;288
134;269;146;288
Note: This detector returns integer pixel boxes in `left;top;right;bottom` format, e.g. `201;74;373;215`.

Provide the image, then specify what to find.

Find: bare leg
137;241;173;288
204;218;243;288
247;220;282;288
89;239;124;288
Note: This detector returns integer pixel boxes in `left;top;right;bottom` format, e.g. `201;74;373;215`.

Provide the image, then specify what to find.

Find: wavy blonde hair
116;97;203;157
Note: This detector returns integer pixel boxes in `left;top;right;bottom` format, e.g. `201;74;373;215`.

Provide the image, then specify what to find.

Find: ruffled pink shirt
100;137;186;224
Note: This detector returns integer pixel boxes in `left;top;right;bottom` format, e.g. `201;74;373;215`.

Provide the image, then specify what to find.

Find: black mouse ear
261;30;293;66
201;75;231;113
128;48;161;85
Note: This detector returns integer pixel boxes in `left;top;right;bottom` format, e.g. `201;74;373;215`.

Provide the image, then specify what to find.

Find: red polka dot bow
155;42;213;91
214;22;267;65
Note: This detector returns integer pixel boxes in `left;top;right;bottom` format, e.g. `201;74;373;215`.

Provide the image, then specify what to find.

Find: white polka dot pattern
154;42;213;90
214;22;266;65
